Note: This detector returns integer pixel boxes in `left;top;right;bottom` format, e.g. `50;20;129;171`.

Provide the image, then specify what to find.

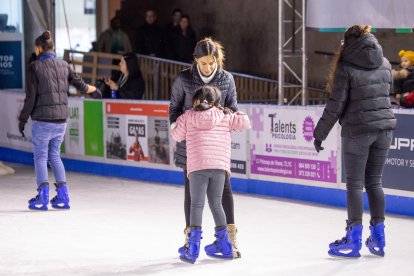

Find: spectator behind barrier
102;53;145;99
392;50;414;108
164;8;182;59
174;15;197;63
97;17;132;54
135;9;164;57
0;14;16;32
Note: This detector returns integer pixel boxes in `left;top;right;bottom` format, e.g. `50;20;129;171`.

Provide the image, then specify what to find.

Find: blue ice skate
365;222;385;257
180;229;202;264
28;183;49;211
328;224;363;258
204;228;233;259
50;183;70;209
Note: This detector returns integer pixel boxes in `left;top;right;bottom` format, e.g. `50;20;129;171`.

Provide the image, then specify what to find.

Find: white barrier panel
1;91;413;201
64;98;84;155
0;92;32;150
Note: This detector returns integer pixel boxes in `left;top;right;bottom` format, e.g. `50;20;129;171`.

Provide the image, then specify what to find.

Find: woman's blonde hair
326;25;372;92
192;37;225;69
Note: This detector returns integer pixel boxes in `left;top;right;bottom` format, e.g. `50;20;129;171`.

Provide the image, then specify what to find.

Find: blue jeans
32;121;67;186
342;130;392;226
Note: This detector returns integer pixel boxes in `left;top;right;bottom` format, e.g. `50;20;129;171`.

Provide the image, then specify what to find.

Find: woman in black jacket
174;15;197;63
313;25;396;258
169;38;240;259
104;53;145;99
19;31;99;211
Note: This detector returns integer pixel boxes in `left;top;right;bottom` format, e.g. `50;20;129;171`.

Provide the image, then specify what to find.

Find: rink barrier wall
1;91;413;218
1;146;413;218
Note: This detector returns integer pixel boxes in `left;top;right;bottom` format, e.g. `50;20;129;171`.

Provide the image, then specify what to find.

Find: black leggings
343;130;392;226
184;170;235;227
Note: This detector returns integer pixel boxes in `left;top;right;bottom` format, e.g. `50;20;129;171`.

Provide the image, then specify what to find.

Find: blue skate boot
178;226;190;255
365;222;385;257
180;229;202;264
204;227;233;259
28;183;49;211
50;183;70;209
328;223;363;258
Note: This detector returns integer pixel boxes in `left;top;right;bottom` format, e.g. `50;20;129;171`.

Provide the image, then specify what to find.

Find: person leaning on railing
103;53;145;99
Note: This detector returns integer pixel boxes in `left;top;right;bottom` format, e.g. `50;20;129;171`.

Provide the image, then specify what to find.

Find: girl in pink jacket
171;85;250;263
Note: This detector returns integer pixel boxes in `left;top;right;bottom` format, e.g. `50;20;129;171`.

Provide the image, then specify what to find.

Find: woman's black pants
342;130;392;226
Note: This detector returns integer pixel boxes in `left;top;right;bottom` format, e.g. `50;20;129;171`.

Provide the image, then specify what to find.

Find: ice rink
0;163;413;276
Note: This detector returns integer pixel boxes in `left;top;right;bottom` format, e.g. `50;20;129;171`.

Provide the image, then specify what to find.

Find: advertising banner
382;112;414;192
104;101;170;164
64;99;84;155
249;106;339;183
0;92;32;150
147;117;170;165
126;115;148;162
230;108;248;175
306;0;414;29
84;100;104;157
0;41;23;89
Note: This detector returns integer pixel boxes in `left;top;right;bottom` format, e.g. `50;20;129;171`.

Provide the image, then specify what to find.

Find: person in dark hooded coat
313;25;396;258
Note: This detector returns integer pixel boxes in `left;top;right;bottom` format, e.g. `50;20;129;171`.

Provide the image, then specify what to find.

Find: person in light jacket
171;85;250;263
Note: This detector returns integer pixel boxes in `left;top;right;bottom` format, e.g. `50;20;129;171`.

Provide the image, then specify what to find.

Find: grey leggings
343;130;392;226
188;169;227;229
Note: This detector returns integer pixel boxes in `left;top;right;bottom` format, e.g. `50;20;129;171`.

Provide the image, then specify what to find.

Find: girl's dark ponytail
35;30;54;51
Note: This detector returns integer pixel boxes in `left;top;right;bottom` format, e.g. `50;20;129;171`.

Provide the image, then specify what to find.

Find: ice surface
0;163;413;276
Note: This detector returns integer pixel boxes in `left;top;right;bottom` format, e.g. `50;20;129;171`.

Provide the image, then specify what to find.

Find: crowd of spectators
96;8;197;63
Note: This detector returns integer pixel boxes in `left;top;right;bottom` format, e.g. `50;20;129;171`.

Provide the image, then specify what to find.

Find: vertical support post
91;52;98;86
301;0;307;105
154;61;160;100
292;0;296;53
278;0;285;105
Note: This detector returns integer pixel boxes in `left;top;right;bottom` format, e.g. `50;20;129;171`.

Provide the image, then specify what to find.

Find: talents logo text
269;113;296;140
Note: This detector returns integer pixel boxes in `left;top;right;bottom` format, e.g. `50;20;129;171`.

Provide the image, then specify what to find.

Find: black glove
90;87;102;99
18;121;25;138
314;139;324;153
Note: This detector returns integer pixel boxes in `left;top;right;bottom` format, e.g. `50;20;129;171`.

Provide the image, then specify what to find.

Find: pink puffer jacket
172;107;250;176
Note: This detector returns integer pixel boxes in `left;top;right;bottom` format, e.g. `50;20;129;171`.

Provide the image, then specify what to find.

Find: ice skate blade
328;249;361;258
180;256;196;264
232;251;241;259
365;239;385;257
28;204;48;211
368;247;385;257
51;204;70;210
206;253;234;260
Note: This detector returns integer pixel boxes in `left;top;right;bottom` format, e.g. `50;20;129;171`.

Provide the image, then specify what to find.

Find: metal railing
63;49;329;104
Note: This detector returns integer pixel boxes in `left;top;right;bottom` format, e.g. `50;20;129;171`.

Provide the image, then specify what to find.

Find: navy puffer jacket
169;67;238;169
